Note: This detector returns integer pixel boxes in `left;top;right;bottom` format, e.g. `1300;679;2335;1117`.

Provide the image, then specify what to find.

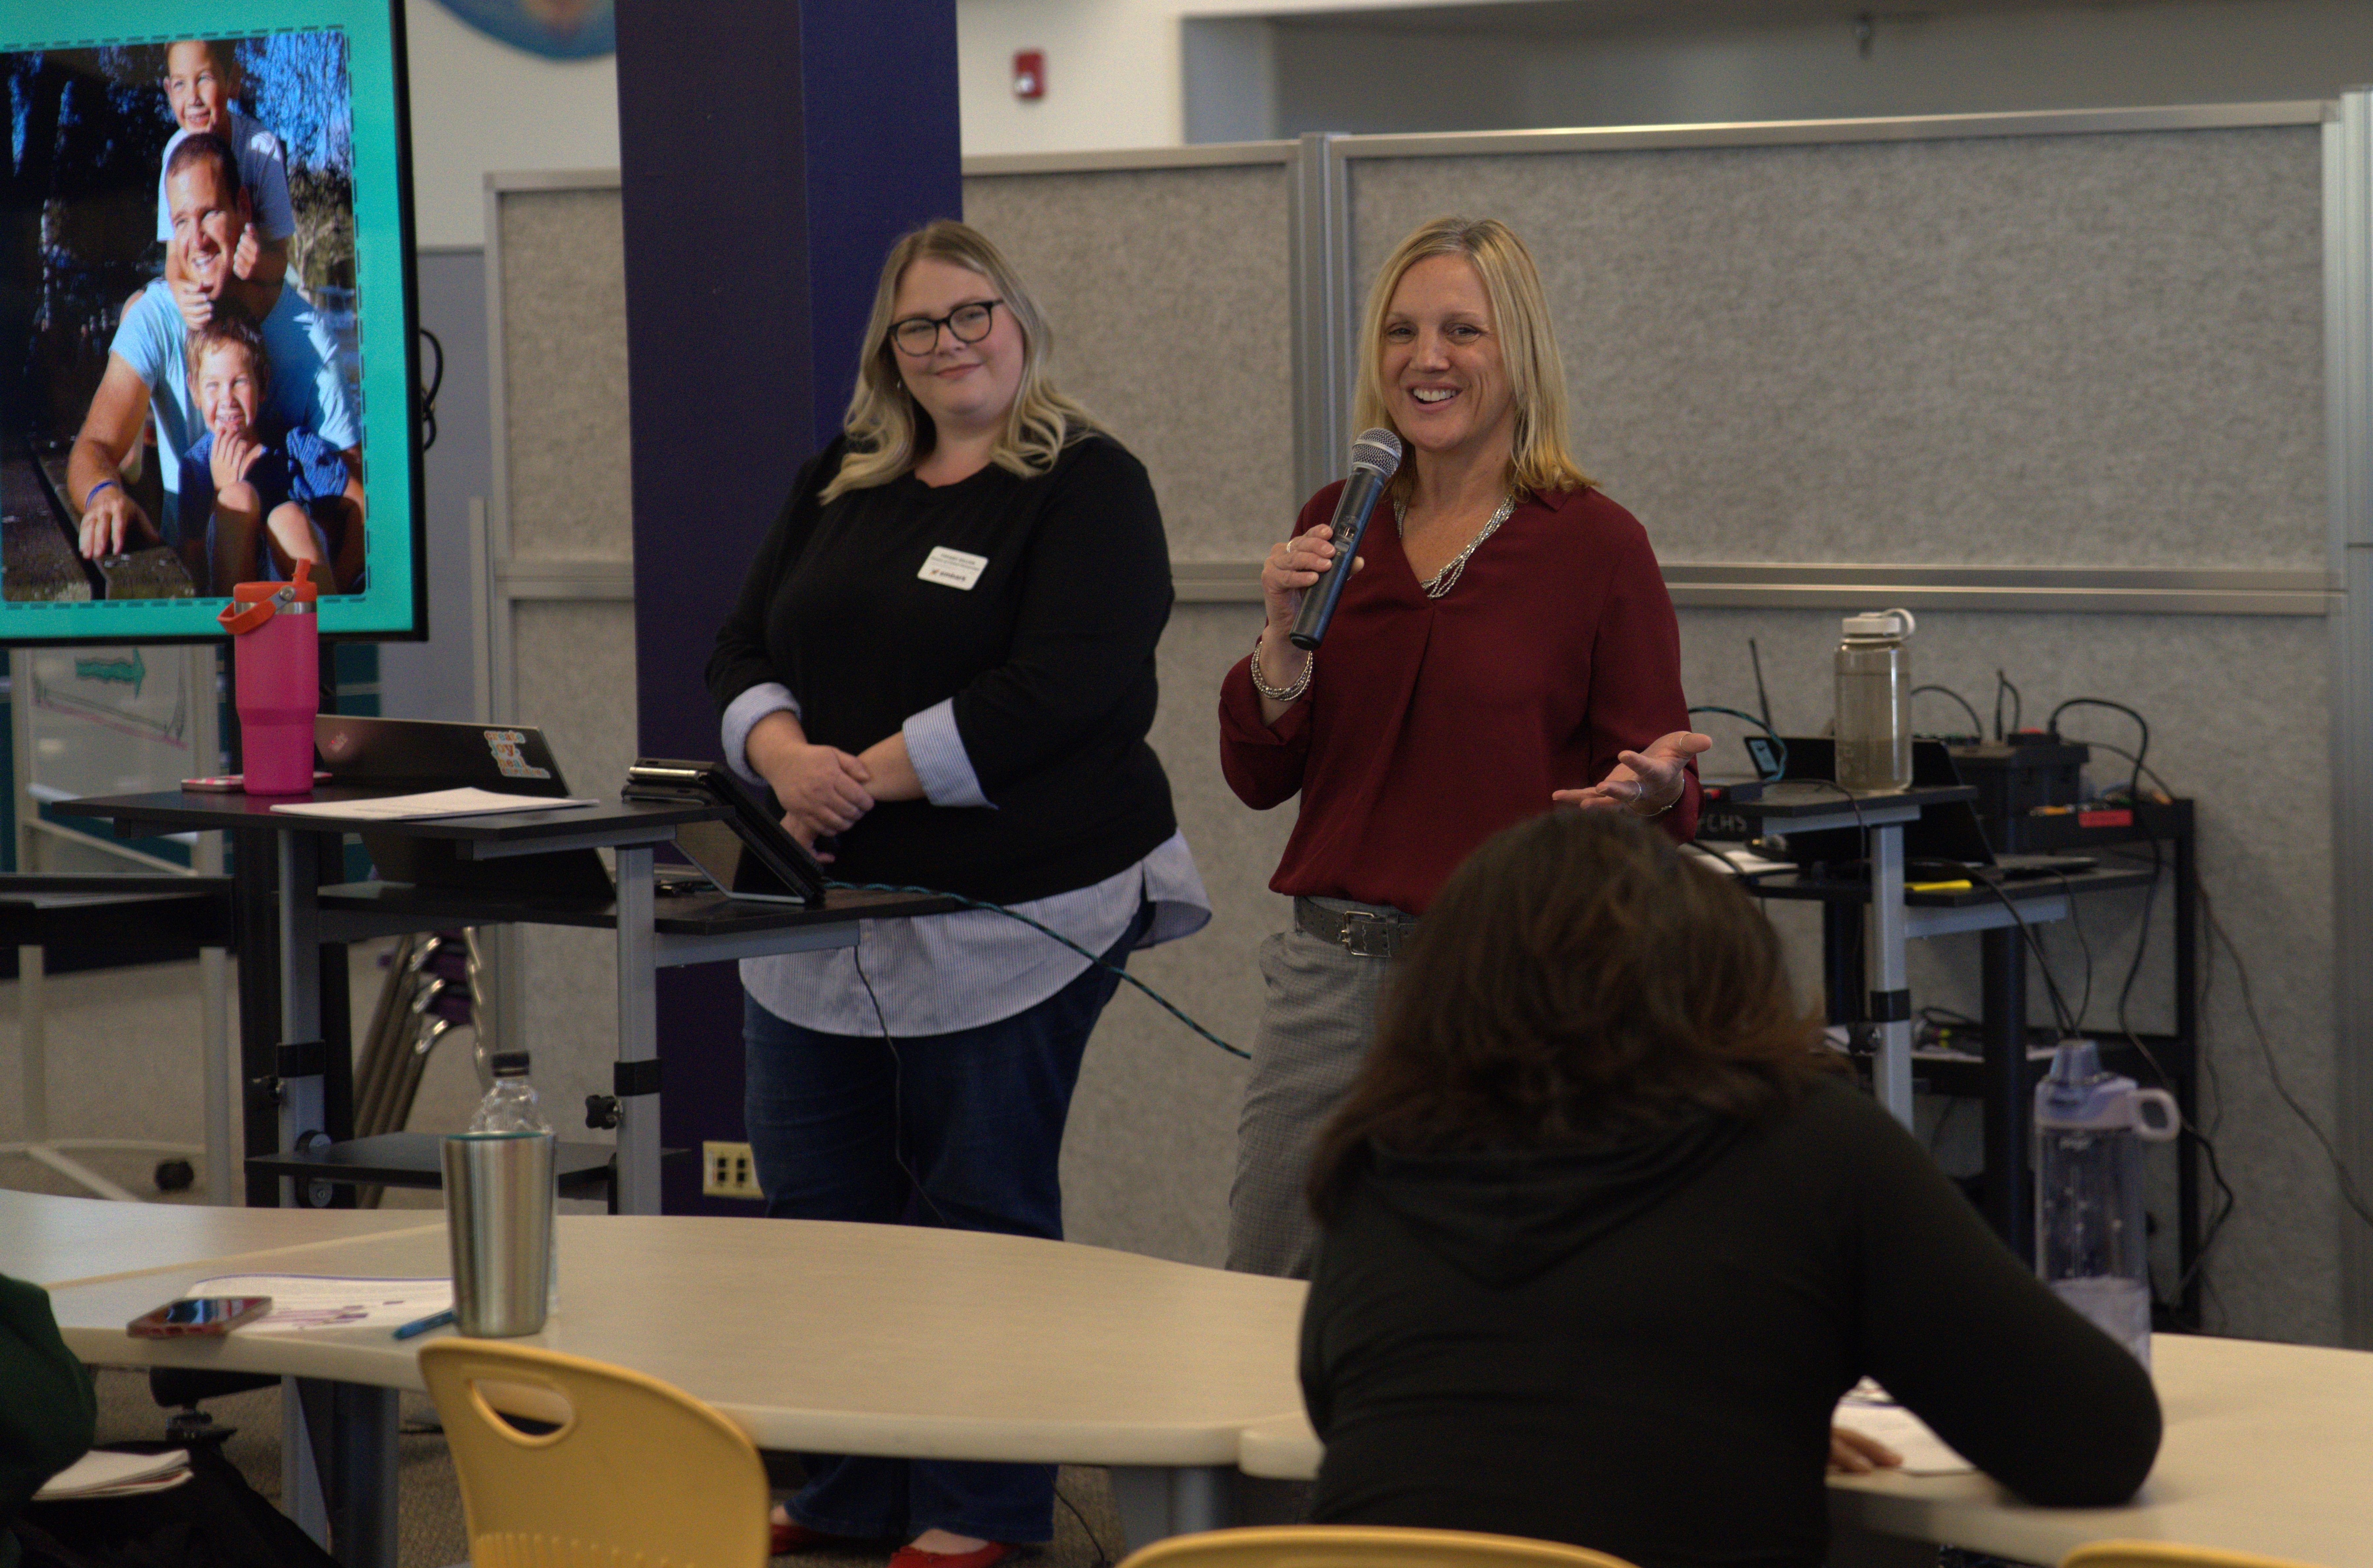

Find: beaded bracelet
1248;634;1313;703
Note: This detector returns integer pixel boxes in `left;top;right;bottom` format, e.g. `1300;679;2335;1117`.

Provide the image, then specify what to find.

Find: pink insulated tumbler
217;560;320;795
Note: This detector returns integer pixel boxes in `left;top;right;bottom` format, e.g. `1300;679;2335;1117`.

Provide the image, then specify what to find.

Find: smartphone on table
126;1296;272;1338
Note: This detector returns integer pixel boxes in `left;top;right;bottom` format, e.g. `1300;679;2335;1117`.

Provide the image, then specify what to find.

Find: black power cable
831;880;1246;1059
1054;1484;1112;1568
1911;683;1982;740
2197;880;2373;1231
1689;704;1787;780
2047;698;2150;806
1748;638;1775;733
1978;880;2079;1040
417;326;445;453
1992;670;2022;741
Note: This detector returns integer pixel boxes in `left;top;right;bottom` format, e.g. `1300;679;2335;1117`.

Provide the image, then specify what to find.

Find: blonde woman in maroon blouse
1218;215;1711;1279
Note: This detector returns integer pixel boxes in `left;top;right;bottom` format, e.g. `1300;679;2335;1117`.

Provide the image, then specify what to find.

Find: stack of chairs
351;929;484;1207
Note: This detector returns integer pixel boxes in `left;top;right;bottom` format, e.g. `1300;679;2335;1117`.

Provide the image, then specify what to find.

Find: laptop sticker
484;729;553;780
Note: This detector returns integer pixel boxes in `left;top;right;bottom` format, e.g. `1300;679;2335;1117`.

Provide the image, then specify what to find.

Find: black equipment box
1695;777;1765;843
1948;740;2088;848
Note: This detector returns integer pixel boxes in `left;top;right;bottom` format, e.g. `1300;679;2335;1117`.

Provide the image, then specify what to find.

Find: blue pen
391;1308;457;1341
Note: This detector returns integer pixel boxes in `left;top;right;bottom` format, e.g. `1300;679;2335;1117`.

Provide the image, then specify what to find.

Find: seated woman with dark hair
1298;810;2160;1568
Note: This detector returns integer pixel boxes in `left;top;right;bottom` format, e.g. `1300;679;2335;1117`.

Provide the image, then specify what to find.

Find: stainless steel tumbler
441;1131;555;1337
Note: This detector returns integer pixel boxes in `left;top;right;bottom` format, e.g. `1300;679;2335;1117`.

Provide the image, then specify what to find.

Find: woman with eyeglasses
708;220;1208;1568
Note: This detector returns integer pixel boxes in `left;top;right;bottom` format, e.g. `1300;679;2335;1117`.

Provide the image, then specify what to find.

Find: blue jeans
742;907;1147;1542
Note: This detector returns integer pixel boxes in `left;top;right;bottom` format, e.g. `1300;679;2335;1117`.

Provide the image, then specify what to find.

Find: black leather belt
1294;896;1420;959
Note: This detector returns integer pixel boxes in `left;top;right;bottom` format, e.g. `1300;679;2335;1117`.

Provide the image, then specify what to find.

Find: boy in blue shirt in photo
178;317;356;593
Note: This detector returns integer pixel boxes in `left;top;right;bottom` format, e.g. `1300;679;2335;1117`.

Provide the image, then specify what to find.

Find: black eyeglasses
891;299;1003;356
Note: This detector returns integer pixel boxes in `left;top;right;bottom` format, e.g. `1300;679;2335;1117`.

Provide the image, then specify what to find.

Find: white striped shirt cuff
720;682;801;787
903;699;991;808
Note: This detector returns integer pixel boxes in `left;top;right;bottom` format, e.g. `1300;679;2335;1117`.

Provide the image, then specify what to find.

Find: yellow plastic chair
2063;1544;2330;1568
1117;1525;1644;1568
419;1337;770;1568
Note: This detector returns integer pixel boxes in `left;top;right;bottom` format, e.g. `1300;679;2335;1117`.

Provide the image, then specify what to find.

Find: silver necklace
1395;492;1517;598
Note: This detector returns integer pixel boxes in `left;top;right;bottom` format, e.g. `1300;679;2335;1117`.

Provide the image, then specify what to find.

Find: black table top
317;878;963;934
1723;780;1978;819
59;791;987;932
55;788;717;843
0;874;236;948
1741;862;2158;908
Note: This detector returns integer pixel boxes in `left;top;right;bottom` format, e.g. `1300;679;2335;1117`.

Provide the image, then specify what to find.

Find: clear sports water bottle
465;1050;558;1310
2034;1040;2178;1367
1834;607;1916;793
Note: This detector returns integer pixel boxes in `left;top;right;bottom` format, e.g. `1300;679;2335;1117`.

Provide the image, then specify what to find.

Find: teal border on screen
0;0;424;643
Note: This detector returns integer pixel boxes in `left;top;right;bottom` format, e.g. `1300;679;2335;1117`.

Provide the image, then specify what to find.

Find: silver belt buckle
1340;910;1396;958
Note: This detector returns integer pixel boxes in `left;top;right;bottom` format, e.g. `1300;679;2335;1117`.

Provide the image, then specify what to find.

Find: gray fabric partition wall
486;101;2366;1345
480;175;640;1175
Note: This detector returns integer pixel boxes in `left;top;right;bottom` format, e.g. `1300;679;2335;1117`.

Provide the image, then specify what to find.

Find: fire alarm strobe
1013;49;1045;99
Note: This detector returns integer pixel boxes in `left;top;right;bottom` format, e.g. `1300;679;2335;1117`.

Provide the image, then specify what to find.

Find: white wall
401;0;619;247
958;0;2373;156
959;0;1473;154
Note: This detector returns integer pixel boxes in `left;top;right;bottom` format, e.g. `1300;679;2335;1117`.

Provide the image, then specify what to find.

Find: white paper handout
1834;1379;1977;1474
35;1448;192;1500
270;787;596;820
188;1273;452;1333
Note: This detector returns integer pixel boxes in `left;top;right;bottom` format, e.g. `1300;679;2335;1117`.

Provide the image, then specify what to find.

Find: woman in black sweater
1299;810;2160;1568
707;222;1207;1568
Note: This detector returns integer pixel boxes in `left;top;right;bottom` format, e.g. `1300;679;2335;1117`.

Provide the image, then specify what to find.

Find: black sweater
707;434;1178;904
1300;1077;2162;1568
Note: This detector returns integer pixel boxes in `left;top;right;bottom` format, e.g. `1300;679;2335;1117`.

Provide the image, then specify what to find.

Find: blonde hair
1350;215;1590;500
824;221;1102;502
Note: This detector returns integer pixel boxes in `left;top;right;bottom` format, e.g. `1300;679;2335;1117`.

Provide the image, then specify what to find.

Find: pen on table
392;1309;457;1341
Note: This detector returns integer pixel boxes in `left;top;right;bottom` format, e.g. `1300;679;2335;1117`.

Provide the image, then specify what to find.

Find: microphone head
1348;428;1403;479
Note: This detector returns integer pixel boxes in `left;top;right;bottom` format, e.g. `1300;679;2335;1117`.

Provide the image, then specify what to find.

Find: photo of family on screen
2;30;364;606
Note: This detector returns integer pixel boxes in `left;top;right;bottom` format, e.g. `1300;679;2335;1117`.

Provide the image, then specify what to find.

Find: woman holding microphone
709;220;1206;1567
1218;215;1707;1279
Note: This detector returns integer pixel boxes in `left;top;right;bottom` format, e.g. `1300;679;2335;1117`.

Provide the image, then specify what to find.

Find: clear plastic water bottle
466;1050;557;1309
1834;607;1916;793
468;1050;550;1135
2034;1040;2178;1367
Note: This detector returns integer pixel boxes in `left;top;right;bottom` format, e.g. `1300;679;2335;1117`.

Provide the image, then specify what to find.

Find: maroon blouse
1219;482;1698;915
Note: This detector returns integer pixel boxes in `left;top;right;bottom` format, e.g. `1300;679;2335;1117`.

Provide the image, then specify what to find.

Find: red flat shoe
886;1542;1020;1568
772;1518;840;1556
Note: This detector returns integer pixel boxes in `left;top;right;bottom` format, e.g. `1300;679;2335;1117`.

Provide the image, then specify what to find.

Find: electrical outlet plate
701;1140;763;1200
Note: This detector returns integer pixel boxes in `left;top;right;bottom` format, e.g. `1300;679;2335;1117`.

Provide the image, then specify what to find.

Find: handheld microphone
1288;428;1402;651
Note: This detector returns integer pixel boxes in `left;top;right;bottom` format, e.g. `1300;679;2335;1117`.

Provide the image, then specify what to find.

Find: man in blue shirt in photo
65;132;358;586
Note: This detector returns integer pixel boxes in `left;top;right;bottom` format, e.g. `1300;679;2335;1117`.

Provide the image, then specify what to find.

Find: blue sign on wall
431;0;612;59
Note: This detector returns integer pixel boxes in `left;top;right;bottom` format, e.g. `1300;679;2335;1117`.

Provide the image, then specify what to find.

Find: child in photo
155;39;294;317
178;317;358;594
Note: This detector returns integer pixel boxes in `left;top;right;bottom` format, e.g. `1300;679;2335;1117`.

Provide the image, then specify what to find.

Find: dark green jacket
1;1274;95;1568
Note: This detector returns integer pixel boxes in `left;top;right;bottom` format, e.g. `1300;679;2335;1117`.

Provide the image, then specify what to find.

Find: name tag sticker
919;546;990;591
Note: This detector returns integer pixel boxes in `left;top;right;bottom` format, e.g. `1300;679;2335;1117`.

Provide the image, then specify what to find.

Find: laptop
313;716;614;898
1772;737;2094;881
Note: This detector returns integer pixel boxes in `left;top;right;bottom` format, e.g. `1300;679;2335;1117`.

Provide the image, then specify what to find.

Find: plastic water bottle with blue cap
2034;1040;2178;1367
